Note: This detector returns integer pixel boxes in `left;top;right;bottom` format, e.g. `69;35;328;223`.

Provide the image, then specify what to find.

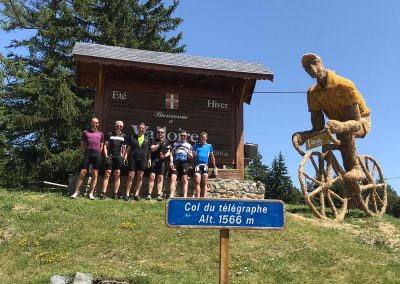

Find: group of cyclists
70;119;217;201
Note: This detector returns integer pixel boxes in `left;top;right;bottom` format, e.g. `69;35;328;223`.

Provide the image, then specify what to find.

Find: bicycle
292;127;387;221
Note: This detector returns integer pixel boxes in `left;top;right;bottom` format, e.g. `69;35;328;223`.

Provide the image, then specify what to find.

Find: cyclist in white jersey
170;130;192;197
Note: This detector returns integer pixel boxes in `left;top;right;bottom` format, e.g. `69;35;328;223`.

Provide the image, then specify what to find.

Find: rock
97;280;129;284
49;275;71;284
73;272;93;284
68;172;266;199
207;179;265;199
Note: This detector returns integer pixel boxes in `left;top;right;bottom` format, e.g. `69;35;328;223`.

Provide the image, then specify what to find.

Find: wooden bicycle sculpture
292;128;387;221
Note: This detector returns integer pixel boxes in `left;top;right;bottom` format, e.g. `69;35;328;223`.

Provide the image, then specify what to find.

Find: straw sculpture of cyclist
294;53;372;182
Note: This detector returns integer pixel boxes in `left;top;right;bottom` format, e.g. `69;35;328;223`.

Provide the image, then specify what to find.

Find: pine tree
0;0;89;185
246;152;269;183
265;152;300;203
0;54;8;181
85;0;185;52
0;0;185;186
386;184;400;218
289;185;303;204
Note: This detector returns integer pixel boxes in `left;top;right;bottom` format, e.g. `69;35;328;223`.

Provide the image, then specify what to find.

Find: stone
68;174;266;200
49;275;71;284
73;272;93;284
97;280;129;284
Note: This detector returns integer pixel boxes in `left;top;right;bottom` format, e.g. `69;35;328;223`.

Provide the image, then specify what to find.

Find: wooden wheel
299;151;348;221
356;155;387;216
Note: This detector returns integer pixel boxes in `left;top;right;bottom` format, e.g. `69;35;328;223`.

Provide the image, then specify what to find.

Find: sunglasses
116;125;123;128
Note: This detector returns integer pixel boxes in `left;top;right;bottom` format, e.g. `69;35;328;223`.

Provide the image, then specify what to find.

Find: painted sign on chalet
72;42;273;179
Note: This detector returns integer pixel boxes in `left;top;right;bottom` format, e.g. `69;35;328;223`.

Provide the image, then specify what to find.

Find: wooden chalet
72;42;273;179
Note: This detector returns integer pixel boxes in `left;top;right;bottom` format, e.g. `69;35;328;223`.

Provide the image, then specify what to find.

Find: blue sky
1;1;399;194
173;0;400;193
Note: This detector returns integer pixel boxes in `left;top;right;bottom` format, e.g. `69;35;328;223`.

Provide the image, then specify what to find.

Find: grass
0;188;399;283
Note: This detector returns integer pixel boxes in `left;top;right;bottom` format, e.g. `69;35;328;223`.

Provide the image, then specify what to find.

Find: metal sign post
166;198;285;283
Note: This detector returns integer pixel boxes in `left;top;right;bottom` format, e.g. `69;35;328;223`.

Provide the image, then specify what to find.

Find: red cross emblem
165;93;179;109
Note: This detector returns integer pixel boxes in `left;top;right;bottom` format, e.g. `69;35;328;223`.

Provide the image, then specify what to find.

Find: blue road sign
166;198;285;230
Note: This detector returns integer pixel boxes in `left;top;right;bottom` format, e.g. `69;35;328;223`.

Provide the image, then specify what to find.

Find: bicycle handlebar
292;133;306;156
292;126;341;156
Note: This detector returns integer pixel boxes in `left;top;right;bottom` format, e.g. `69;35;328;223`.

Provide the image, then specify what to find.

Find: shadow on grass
286;204;370;220
6;184;68;195
287;205;311;215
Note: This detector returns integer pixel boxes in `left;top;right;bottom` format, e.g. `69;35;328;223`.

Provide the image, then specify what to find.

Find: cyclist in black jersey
100;121;127;199
147;126;173;201
123;122;150;201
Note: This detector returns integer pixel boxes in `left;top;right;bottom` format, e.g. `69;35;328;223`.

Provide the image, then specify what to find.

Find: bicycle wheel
299;151;348;221
356;155;387;216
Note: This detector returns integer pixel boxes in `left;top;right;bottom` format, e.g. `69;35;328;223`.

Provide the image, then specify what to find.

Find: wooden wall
77;62;246;175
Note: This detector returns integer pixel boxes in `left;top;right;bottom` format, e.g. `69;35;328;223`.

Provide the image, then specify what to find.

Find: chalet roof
72;42;273;81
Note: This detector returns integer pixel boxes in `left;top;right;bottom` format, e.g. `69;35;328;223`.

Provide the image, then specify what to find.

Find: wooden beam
43;181;68;188
243;79;256;104
239;79;247;105
94;64;104;130
219;229;230;284
234;80;246;180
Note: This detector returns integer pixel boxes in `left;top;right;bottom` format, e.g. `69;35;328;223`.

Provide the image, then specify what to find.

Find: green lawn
0;188;399;283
